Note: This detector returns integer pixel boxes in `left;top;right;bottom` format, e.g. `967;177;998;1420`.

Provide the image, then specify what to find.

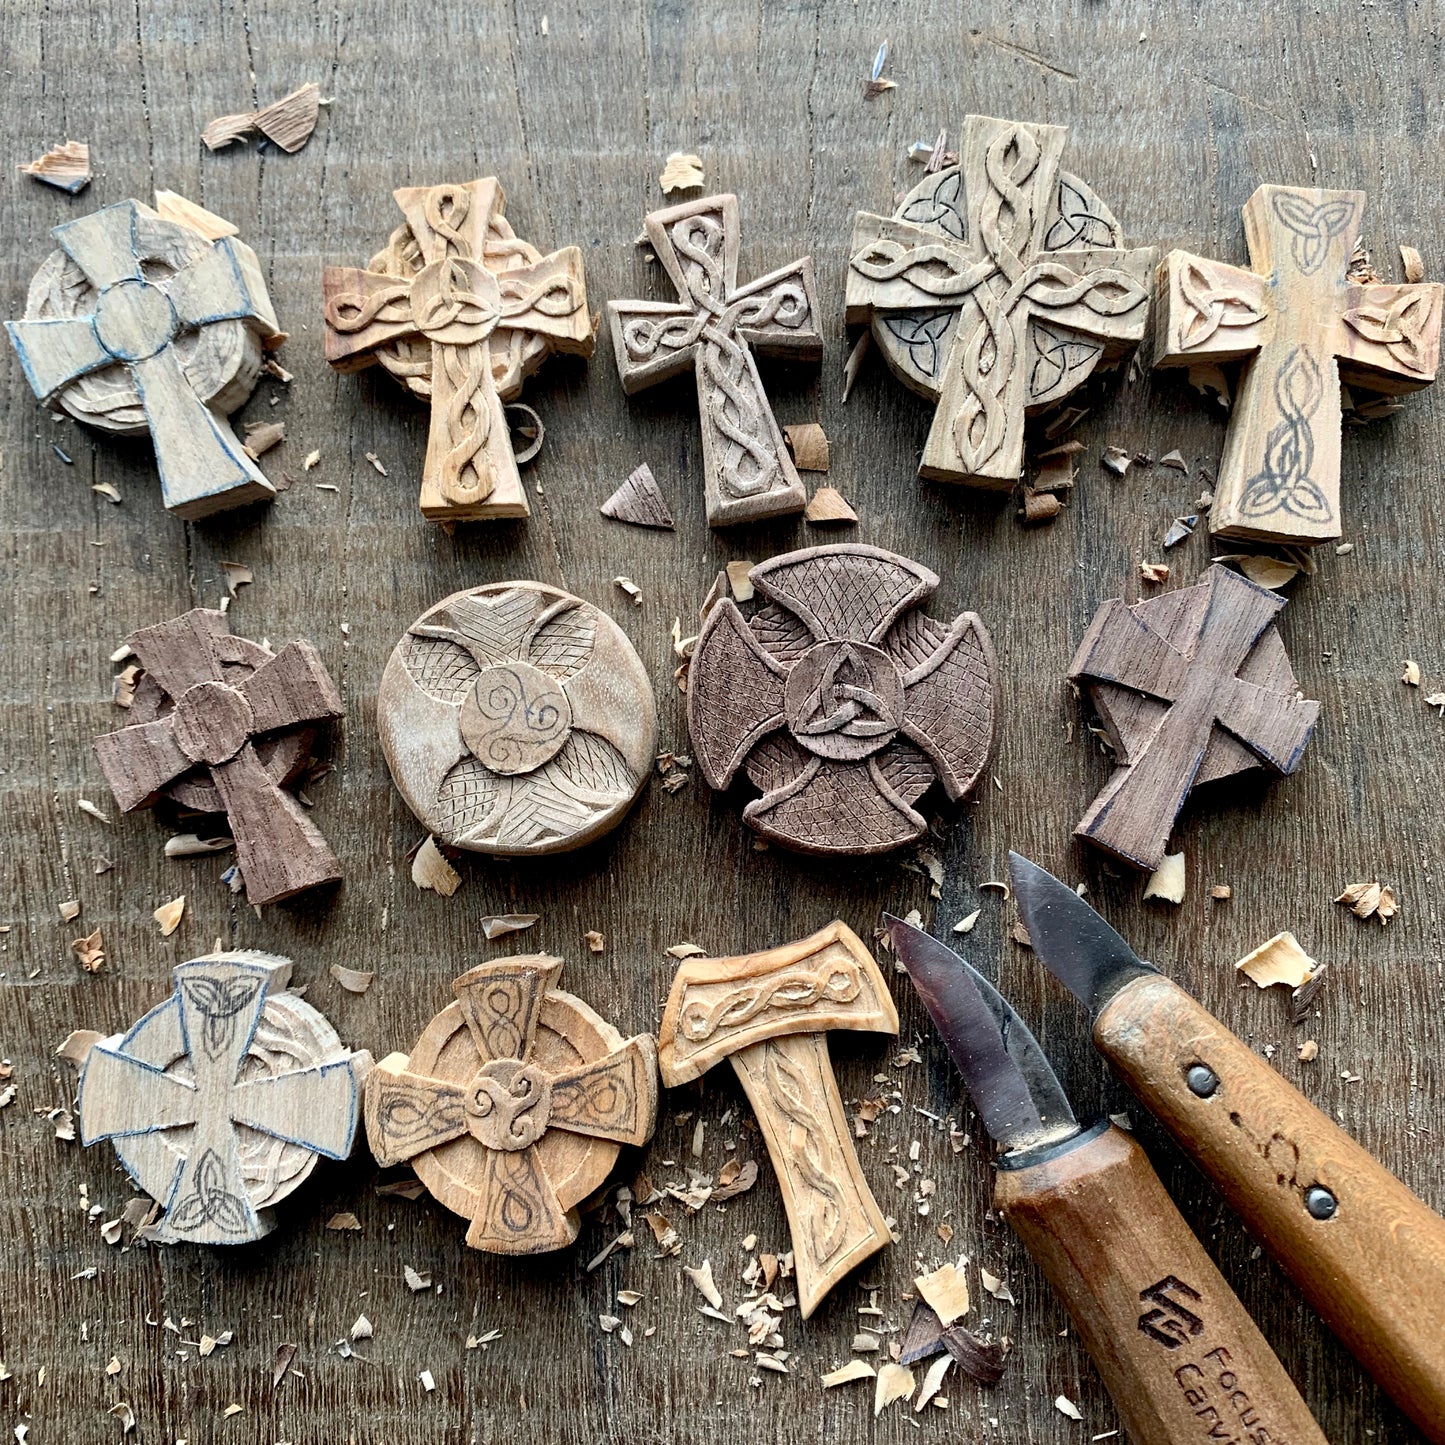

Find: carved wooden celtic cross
366;955;658;1254
846;115;1154;488
1069;565;1320;870
323;178;595;522
78;952;371;1244
658;922;899;1318
608;194;823;526
6;200;283;518
92;609;344;905
1155;185;1443;544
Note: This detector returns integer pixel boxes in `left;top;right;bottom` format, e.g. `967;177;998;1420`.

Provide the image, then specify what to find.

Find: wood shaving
863;39;895;99
403;1265;432;1292
683;1259;723;1309
874;1361;914;1414
711;1158;758;1202
804;486;857;525
19;139;91;196
1336;881;1396;924
822;1359;875;1388
350;1315;373;1340
915;1354;951;1411
914;1263;969;1326
364;451;389;476
1235;931;1315;989
481;913;539;941
57;1029;103;1067
666;942;706;959
1140;561;1169;585
600;463;674;529
326;1212;362;1231
219;561;254;597
78;798;111;824
658;152;705;193
203;83;321;153
613;576;643;606
222;1403;243;1418
1055;1394;1084;1421
1401;245;1425;284
1009;921;1032;948
108;1402;135;1435
330;964;374;994
953;908;981;935
71;929;105;973
842;329;871;403
584;929;605;954
1143;852;1186;904
978;1267;1015;1305
1160;449;1188;471
1210;884;1232;900
1163;516;1196;548
1402;660;1422;686
418;1368;435;1392
303;449;321;471
616;1290;643;1307
153;896;185;937
1298;1039;1319;1062
93;482;123;505
164;833;234;857
154;190;238;240
1187;362;1231;408
411;836;461;897
242;421;285;460
726;561;755;602
1101;445;1132;476
783;423;830;472
59;899;81;922
1225;554;1301;590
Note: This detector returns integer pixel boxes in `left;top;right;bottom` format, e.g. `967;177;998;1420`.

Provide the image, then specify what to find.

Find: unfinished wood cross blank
323;178;595;522
659;922;898;1318
608;194;823;526
687;544;996;854
78;952;372;1244
1155;185;1443;544
846;115;1154;488
1069;565;1320;870
6;199;282;518
92;609;343;905
366;955;658;1254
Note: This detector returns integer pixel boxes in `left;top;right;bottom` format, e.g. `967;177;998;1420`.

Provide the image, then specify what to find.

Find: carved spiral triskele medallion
378;582;657;855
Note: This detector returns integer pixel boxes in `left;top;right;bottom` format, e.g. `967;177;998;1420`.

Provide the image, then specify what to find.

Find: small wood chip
1055;1394;1084;1421
1101;445;1132;476
153;190;238;240
1401;245;1425;284
330;965;374;994
613;576;643;606
1140;561;1170;585
108;1401;135;1435
874;1362;914;1415
915;1354;952;1412
1159;449;1188;471
93;482;123;505
418;1368;435;1393
1210;884;1232;900
1403;660;1422;686
584;929;605;954
326;1212;362;1231
659;152;705;193
411;836;461;897
57;1029;103;1067
71;929;105;973
19;140;91;194
1235;931;1315;989
683;1259;723;1309
481;913;539;941
58;899;81;922
78;798;111;824
242;421;285;460
953;908;981;935
153;896;185;937
822;1359;876;1388
978;1268;1015;1305
783;422;830;472
1143;852;1186;904
1009;921;1032;948
303;449;322;471
726;561;755;602
1298;1040;1319;1062
364;451;389;476
1335;881;1397;925
164;833;234;857
1020;486;1063;524
666;942;706;959
1232;555;1301;590
1290;962;1329;1024
914;1263;969;1326
404;1265;432;1292
804;486;857;525
600;464;674;529
203;83;321;153
350;1314;373;1340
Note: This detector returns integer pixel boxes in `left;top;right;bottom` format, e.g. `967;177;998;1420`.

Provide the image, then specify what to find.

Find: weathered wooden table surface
3;2;1442;1441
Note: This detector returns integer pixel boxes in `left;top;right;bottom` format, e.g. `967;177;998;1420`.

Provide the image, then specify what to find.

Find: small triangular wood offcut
600;464;675;529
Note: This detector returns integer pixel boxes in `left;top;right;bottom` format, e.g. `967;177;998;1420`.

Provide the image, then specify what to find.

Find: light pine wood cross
846;115;1154;488
1155;185;1443;544
92;609;343;905
6;200;282;518
608;194;823;526
1069;565;1320;870
78;953;370;1244
323;178;594;522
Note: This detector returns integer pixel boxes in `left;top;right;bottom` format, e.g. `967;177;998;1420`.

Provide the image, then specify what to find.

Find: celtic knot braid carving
766;1041;846;1265
679;959;864;1042
1238;347;1332;523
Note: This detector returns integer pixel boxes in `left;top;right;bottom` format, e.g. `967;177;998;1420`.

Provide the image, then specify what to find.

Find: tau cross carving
608;194;823;526
846;115;1155;488
78;952;372;1244
1155;185;1443;544
92;609;344;906
1069;565;1320;870
323;178;595;522
6;200;283;519
365;955;658;1254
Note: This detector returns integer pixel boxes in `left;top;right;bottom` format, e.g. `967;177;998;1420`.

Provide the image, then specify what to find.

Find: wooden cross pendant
846;114;1155;488
1069;565;1320;870
78;952;372;1244
1155;185;1443;544
323;178;595;522
658;922;899;1318
6;200;283;519
608;194;823;526
92;609;344;905
365;955;658;1254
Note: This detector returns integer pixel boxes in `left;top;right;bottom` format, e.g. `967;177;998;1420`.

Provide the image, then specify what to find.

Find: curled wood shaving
242;421;285;459
220;561;255;595
659;152;705;193
59;899;81;922
683;1258;723;1309
506;402;545;465
154;190;238;240
303;449;322;471
1401;245;1425;284
914;1263;969;1326
711;1158;758;1202
203;83;321;153
93;482;123;505
153;896;185;937
613;576;643;606
403;1265;432;1292
584;930;605;954
726;561;755;601
1101;445;1131;476
1160;449;1188;472
330;965;374;994
481;913;539;941
1336;881;1396;924
164;833;234;857
978;1267;1015;1305
57;1029;104;1067
1020;486;1062;524
782;423;830;472
1143;853;1186;904
364;452;389;476
108;1401;136;1435
71;930;105;973
1403;660;1422;686
822;1359;875;1388
411;836;461;897
19;139;91;194
77;798;111;824
1219;554;1300;590
874;1361;914;1414
1235;931;1315;989
804;486;857;525
350;1314;373;1340
1140;561;1170;585
863;39;896;99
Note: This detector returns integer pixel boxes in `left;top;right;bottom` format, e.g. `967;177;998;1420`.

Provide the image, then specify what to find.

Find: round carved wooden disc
378;582;656;854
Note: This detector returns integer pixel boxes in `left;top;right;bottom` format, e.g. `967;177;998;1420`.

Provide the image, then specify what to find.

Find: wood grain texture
1155;185;1444;544
995;1124;1327;1445
1096;974;1445;1441
2;2;1444;1442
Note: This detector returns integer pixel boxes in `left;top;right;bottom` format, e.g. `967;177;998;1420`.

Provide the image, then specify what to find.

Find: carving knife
887;914;1327;1445
1010;851;1445;1443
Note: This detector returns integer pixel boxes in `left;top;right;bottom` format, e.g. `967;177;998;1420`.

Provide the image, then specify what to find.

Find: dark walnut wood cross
1155;185;1443;545
92;609;344;905
6;199;283;518
1069;565;1320;870
608;194;823;527
322;178;595;522
846;114;1154;488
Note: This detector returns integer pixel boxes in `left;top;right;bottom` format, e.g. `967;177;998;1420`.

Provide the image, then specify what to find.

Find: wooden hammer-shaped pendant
658;922;898;1317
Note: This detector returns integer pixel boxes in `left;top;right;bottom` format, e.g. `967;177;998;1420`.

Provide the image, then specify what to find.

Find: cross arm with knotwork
1154;184;1443;544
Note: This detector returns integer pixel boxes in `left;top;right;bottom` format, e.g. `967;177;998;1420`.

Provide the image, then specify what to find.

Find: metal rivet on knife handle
1305;1186;1338;1221
1186;1063;1219;1097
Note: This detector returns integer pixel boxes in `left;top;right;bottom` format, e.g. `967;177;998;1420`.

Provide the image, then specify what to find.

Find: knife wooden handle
1097;973;1445;1443
995;1122;1326;1445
